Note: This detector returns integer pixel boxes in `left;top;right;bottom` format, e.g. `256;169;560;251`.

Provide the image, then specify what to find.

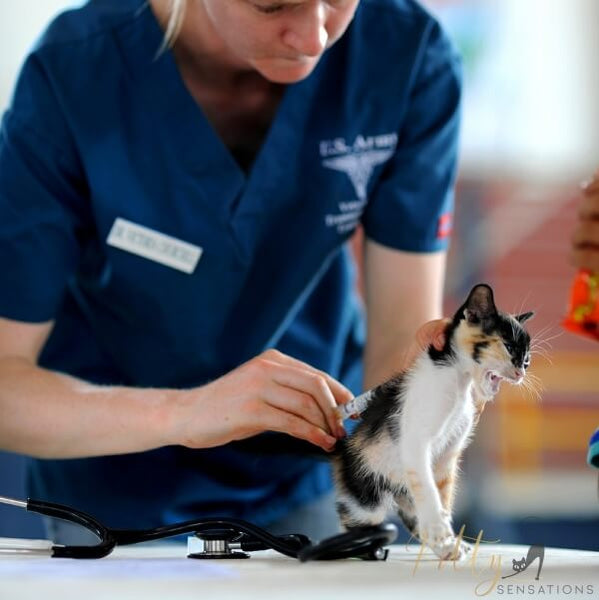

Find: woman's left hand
400;318;450;371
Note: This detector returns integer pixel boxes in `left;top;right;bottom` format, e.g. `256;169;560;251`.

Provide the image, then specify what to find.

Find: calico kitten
332;283;533;560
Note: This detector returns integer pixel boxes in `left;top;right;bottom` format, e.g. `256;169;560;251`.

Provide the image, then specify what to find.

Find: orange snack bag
562;270;599;341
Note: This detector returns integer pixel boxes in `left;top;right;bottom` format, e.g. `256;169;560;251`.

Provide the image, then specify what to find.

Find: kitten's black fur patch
397;510;417;535
428;317;459;365
493;313;532;369
335;500;351;520
472;341;489;362
335;380;408;510
359;374;405;442
335;445;393;508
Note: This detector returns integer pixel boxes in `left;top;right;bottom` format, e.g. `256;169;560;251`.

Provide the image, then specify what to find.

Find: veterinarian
0;0;461;544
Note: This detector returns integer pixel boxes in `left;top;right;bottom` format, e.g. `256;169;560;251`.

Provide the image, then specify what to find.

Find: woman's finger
260;405;337;452
416;318;451;352
268;361;345;438
399;318;452;372
262;380;329;433
261;348;354;405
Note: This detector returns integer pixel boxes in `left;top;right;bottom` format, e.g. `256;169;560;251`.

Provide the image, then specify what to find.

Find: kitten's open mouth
484;371;505;396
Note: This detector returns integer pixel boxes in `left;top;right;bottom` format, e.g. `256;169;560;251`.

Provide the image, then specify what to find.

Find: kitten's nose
514;368;525;380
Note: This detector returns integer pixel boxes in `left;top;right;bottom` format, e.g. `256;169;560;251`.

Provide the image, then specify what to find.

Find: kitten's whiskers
530;344;553;365
528;324;563;367
520;373;543;404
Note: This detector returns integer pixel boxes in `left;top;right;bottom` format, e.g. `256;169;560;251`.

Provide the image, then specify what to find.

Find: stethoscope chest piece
187;528;250;559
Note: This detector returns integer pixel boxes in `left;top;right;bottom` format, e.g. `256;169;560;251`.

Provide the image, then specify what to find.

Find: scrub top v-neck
128;10;315;249
0;0;462;529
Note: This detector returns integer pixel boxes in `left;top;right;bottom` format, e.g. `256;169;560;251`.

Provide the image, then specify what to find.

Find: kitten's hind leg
393;487;419;541
332;456;392;529
335;493;391;530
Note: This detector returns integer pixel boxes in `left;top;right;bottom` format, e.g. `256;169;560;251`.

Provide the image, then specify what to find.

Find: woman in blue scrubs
0;0;461;543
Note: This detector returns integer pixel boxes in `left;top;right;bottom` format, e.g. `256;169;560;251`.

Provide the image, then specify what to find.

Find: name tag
107;218;203;274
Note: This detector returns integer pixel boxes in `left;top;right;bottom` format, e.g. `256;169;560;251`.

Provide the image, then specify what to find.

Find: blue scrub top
0;0;461;529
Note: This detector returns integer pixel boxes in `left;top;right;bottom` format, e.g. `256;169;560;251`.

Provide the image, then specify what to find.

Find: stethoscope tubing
25;497;116;558
1;495;397;560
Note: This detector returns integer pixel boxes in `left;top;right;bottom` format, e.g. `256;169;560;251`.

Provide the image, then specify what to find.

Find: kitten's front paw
417;519;453;549
418;519;471;561
436;537;472;562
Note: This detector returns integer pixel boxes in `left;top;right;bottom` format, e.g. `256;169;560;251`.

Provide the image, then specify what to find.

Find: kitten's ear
515;311;534;324
464;283;497;324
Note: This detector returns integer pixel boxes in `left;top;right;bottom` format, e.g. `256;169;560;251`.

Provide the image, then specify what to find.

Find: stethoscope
0;495;397;561
0;392;391;561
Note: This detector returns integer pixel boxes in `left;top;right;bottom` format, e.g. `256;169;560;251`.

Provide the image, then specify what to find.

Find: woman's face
197;0;360;83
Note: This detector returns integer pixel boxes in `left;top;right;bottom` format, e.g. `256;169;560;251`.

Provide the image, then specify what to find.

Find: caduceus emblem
322;149;394;201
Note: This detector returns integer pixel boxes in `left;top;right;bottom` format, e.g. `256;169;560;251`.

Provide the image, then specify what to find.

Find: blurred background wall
0;0;598;549
421;0;599;551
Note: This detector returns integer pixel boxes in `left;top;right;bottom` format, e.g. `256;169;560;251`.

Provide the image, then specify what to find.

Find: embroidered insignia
319;133;397;234
322;149;394;201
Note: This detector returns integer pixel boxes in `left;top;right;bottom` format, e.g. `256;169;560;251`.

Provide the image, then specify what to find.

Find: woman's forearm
0;356;176;459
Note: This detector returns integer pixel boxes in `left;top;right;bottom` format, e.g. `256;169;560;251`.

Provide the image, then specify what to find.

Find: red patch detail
437;213;452;239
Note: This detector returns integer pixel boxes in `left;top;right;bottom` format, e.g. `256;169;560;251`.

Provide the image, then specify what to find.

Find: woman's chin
252;57;319;83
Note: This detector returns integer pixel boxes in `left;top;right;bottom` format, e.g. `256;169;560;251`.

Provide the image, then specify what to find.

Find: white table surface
0;542;598;600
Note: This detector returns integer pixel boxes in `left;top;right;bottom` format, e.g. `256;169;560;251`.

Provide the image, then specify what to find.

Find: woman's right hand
167;349;353;453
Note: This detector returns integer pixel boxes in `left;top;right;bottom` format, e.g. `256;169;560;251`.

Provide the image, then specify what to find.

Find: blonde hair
157;0;188;54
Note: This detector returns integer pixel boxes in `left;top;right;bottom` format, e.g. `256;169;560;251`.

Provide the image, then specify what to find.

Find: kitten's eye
523;354;531;368
504;342;514;354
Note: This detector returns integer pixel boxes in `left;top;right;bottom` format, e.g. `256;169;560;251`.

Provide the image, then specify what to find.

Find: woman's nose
281;2;328;57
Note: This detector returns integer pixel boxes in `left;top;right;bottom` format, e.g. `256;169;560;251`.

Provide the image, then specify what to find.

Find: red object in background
562;270;599;342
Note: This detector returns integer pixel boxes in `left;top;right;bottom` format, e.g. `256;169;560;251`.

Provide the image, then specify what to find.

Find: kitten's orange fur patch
436;475;456;510
406;470;423;500
455;323;508;364
436;477;450;491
